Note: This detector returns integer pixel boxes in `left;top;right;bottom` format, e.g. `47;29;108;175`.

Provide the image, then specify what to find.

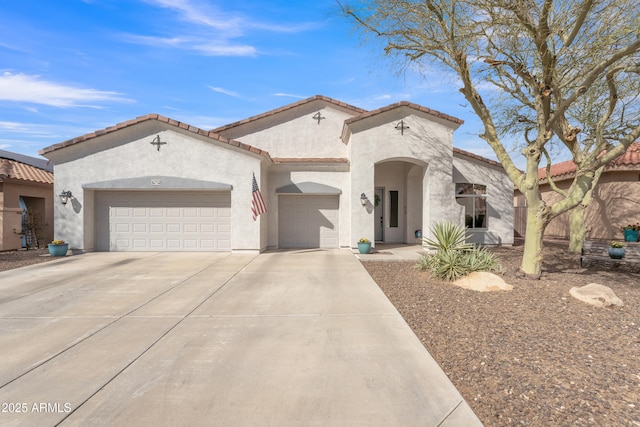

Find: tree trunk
568;205;587;254
568;167;602;254
521;201;547;278
519;147;550;278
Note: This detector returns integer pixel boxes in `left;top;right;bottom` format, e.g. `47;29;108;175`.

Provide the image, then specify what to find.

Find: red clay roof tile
212;95;366;133
0;159;53;184
272;158;349;164
39;114;272;161
344;100;464;126
453;147;502;168
538;142;640;180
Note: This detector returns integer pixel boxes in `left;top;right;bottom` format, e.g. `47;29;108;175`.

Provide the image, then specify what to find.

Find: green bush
417;222;501;281
422;221;473;252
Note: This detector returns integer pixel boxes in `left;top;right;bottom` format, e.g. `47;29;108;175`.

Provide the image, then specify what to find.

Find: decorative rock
452;272;514;292
569;283;624;308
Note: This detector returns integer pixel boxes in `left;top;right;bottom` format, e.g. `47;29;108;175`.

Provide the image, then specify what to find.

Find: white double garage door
95;191;231;251
95;191;339;251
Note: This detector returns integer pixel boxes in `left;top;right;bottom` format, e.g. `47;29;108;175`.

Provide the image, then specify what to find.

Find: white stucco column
350;162;375;248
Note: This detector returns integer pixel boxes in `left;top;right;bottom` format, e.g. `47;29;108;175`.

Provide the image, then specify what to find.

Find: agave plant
417;221;501;281
422;221;473;252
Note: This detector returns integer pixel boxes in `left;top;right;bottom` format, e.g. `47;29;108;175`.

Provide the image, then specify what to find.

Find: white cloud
194;43;256;57
122;34;257;57
0;72;132;108
129;0;321;57
143;0;241;33
208;86;242;98
273;93;306;99
144;0;321;34
0;120;75;139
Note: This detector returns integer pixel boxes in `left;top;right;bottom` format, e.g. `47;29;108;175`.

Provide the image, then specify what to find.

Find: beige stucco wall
0;181;53;250
44;122;266;252
217;103;355;159
535;170;640;240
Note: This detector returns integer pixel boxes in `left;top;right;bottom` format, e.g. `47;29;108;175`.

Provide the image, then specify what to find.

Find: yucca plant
422;221;473;252
417;221;501;281
464;246;501;273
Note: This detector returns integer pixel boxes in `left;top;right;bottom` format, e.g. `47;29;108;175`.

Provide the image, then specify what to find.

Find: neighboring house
0;150;54;250
514;142;640;240
40;95;514;252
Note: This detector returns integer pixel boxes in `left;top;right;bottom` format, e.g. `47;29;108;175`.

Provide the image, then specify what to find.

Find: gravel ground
363;241;640;427
0;248;57;272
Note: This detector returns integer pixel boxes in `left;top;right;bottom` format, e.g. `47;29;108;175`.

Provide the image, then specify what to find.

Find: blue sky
0;0;502;163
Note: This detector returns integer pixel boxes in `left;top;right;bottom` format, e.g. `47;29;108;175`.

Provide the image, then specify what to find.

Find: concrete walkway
354;243;427;261
0;250;481;426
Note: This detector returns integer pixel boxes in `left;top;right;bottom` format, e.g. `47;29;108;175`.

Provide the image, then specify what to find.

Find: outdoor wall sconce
59;190;73;205
360;192;369;206
395;120;410;135
312;111;325;124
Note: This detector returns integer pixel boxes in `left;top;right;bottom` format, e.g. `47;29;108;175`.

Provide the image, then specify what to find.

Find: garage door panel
166;223;181;233
116;239;130;248
96;191;231;252
278;195;339;249
133;224;147;233
183;224;197;233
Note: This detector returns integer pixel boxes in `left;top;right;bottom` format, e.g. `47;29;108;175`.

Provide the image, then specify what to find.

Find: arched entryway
374;159;425;244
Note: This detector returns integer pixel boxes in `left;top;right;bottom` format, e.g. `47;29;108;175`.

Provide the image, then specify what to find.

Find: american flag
251;173;267;221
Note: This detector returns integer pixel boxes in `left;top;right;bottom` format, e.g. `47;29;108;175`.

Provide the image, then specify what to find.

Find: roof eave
39;114;273;163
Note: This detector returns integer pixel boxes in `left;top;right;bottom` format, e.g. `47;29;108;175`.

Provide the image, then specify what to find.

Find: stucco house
0;150;54;250
40;95;513;253
514;142;640;240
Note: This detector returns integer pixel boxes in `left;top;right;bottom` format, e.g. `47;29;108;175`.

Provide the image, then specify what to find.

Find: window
389;191;399;228
455;183;487;229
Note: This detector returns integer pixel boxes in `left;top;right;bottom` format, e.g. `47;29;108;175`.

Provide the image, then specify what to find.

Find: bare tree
341;0;640;276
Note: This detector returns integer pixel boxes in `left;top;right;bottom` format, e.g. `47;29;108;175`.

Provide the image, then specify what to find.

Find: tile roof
0;158;53;184
39;114;272;161
537;141;640;180
38;98;501;171
212;95;366;134
453;147;503;169
344;100;464;126
272;157;349;164
0;149;52;171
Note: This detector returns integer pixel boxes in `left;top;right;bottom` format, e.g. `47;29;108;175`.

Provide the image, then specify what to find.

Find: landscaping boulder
569;283;624;308
452;271;513;292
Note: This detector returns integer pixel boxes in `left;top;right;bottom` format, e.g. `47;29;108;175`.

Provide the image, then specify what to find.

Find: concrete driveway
0;250;481;426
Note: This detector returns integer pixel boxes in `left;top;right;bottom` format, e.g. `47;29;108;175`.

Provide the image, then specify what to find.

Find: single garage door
278;195;339;248
95;191;231;251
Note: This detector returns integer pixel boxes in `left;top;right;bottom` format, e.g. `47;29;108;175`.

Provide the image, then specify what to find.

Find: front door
374;187;384;241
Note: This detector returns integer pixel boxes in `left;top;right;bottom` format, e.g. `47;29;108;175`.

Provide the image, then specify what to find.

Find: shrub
422;221;473;252
417;222;501;281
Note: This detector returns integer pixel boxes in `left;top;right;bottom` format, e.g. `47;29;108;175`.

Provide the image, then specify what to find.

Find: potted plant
357;237;372;254
608;241;626;259
48;239;69;257
621;223;640;242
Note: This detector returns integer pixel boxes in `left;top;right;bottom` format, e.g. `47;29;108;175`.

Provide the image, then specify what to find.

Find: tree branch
542;148;568;197
562;0;595;48
550;39;640;126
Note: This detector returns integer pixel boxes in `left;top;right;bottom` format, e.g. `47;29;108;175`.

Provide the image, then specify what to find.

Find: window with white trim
455;183;487;229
